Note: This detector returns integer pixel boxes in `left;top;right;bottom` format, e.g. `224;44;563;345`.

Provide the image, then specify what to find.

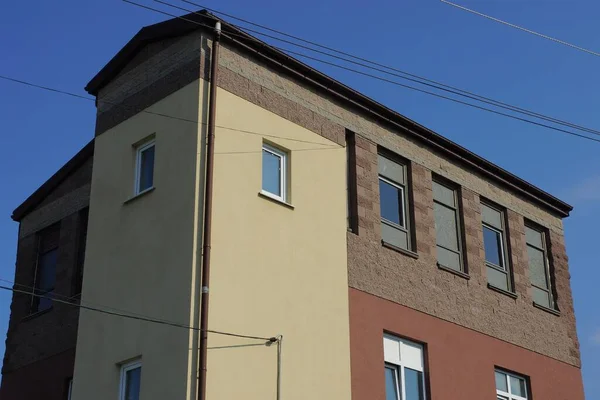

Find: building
1;10;584;400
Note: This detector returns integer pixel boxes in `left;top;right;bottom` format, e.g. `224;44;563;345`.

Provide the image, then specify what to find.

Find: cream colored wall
206;88;352;400
71;79;208;400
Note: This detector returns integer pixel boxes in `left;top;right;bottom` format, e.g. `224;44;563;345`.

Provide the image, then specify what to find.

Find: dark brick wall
346;135;580;366
0;160;91;399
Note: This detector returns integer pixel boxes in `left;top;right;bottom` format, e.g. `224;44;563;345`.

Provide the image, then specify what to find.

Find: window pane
125;367;141;400
434;203;459;251
483;226;503;268
481;204;503;229
488;266;509;291
38;249;57;291
510;375;527;398
405;368;425;400
525;226;543;248
527;246;548;289
533;286;551;308
262;150;282;196
139;145;155;192
432;181;455;207
437;246;461;271
378;155;405;185
382;222;409;250
385;366;400;400
495;371;508;392
380;179;403;226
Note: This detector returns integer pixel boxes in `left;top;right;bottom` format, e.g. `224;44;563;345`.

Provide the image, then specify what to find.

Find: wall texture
71;79;206;400
349;288;584;400
207;88;352;400
0;156;91;400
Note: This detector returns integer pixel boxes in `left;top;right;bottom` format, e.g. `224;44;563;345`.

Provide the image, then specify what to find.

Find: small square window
119;360;142;400
135;140;155;195
495;369;529;400
261;144;287;201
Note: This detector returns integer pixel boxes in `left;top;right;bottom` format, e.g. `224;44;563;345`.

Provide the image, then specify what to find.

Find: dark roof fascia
84;11;573;218
12;139;95;222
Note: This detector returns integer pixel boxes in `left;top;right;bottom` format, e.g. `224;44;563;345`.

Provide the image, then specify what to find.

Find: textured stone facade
0;154;91;400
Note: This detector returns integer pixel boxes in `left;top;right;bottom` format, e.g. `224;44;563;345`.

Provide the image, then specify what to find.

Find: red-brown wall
349;288;584;400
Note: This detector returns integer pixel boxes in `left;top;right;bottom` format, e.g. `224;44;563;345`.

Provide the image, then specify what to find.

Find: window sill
382;241;419;259
533;302;561;316
124;187;155;205
258;191;294;209
21;307;53;322
487;283;518;299
437;263;470;280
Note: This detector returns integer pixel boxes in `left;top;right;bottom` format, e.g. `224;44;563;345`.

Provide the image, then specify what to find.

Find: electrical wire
441;0;600;57
164;0;600;137
0;75;339;150
0;280;277;342
122;1;600;144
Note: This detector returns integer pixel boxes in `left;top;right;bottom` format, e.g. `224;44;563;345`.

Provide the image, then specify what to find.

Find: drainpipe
198;20;221;400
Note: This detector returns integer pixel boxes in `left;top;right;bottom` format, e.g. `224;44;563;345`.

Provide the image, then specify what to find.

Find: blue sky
0;0;598;397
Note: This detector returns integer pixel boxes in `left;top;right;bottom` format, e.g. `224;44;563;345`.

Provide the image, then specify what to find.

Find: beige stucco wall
205;88;351;399
72;79;352;400
71;79;207;400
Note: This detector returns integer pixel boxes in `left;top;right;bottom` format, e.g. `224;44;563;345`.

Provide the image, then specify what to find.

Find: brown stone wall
1;161;91;399
349;288;584;400
346;135;579;366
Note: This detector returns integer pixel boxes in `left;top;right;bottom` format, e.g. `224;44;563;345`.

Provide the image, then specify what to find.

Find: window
73;207;89;296
384;335;426;400
135;140;155;195
495;369;529;400
32;224;60;313
525;223;554;309
481;202;512;292
379;154;411;251
262;143;287;202
119;360;142;400
432;179;464;272
346;130;358;233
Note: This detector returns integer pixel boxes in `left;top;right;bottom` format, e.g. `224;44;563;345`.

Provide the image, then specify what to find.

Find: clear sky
1;0;598;397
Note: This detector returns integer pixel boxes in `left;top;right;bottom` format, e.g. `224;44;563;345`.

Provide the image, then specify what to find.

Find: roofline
12;139;95;222
84;11;573;218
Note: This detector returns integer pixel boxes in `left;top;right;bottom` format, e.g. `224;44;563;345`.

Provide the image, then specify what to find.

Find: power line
122;1;600;145
162;0;600;137
440;0;600;57
0;74;339;150
0;280;277;342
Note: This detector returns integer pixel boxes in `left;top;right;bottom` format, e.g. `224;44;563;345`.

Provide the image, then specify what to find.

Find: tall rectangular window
135;140;155;195
433;179;464;272
481;202;512;292
495;369;529;400
384;335;426;400
262;143;288;202
379;154;411;251
119;360;142;400
346;130;358;233
525;223;554;309
32;224;60;313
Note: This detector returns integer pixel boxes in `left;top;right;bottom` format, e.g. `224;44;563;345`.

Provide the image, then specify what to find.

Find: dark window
481;202;512;292
135;141;155;194
346;130;358;234
32;248;57;313
432;179;464;272
74;208;89;296
379;154;411;251
525;223;555;309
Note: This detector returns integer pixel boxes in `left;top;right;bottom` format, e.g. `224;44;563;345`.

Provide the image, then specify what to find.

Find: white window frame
119;360;142;400
383;334;427;400
379;176;407;230
134;140;155;195
495;369;529;400
261;143;287;202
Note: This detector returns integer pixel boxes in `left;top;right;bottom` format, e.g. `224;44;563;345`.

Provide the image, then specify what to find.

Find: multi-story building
1;10;584;400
